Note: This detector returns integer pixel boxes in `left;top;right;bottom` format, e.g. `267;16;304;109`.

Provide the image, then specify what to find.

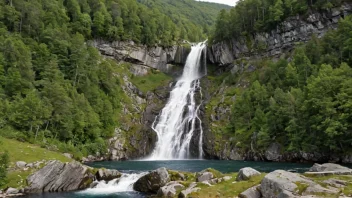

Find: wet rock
6;188;19;194
237;168;261;181
239;185;261;198
16;161;26;168
96;169;121;181
157;181;184;197
265;143;282;161
25;160;94;193
133;167;170;193
261;170;339;198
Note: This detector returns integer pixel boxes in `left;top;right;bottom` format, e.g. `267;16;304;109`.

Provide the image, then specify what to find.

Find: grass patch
0;137;71;167
189;173;265;197
130;70;172;94
295;182;309;195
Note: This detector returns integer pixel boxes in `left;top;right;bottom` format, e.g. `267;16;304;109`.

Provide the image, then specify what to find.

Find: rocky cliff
94;40;191;74
208;2;352;66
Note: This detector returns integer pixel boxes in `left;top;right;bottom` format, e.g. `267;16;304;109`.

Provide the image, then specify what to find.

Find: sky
197;0;238;6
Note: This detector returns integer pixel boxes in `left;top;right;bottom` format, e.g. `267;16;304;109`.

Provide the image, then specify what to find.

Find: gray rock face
208;3;352;66
265;143;282;161
157;181;184;197
94;40;190;73
16;161;26;168
309;163;351;172
96;169;121;181
239;185;261;198
6;188;19;194
196;171;214;182
133;167;170;193
237;168;261;181
25;161;94;193
261;170;338;198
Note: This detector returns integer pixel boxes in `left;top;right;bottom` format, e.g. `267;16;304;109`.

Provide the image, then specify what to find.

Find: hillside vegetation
209;15;352;156
211;0;352;43
138;0;231;38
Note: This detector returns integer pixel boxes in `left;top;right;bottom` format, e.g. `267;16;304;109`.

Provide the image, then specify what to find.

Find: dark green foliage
211;0;346;43
230;16;352;154
0;148;9;187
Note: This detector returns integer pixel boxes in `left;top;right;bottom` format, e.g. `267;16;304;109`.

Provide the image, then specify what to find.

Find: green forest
211;0;352;43
0;0;223;160
228;15;352;155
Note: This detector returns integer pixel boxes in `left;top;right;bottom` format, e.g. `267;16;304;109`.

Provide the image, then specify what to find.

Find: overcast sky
197;0;238;6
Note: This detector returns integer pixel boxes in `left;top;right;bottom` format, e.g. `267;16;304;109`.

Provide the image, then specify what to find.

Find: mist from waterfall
148;41;207;160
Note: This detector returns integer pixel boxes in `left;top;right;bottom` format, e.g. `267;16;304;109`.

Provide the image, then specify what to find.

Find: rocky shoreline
1;161;351;197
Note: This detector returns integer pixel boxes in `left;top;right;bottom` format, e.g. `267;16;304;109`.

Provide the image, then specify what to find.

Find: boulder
25;160;94;193
16;161;26;168
96;169;121;181
309;163;351;172
133;167;170;193
26;163;34;168
178;183;201;198
63;153;73;159
261;170;339;198
239;185;261;198
6;188;19;194
157;181;184;197
237;168;261;181
196;171;213;182
222;176;232;181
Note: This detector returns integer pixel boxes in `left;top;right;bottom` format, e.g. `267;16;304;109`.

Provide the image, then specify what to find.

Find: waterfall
149;41;207;160
78;173;147;195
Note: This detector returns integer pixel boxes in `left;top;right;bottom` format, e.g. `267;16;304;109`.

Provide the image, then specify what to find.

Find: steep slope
204;2;352;163
138;0;231;37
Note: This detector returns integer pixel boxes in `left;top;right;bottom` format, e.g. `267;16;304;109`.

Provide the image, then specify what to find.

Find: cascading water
78;173;146;195
149;41;207;160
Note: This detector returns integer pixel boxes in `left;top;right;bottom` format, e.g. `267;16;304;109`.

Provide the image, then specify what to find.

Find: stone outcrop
208;3;352;66
133;167;170;193
96;169;121;181
239;185;261;198
157;181;185;197
93;40;191;73
236;168;261;181
260;170;339;198
305;163;352;176
196;171;214;182
25;161;94;193
179;183;201;198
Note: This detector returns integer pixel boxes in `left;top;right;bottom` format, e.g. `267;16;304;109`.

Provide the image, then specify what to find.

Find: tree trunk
35;126;40;140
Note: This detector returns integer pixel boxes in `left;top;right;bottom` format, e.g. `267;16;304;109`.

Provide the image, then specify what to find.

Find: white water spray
78;173;146;195
148;42;207;160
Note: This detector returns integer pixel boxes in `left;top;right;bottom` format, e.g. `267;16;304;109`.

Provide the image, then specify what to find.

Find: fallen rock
222;176;232;181
196;171;213;182
239;185;261;198
96;169;121;181
309;163;351;172
179;183;201;198
25;160;94;193
6;188;19;194
237;167;261;181
63;153;73;159
133;167;170;193
157;181;184;197
323;178;347;188
261;170;339;198
16;161;26;168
